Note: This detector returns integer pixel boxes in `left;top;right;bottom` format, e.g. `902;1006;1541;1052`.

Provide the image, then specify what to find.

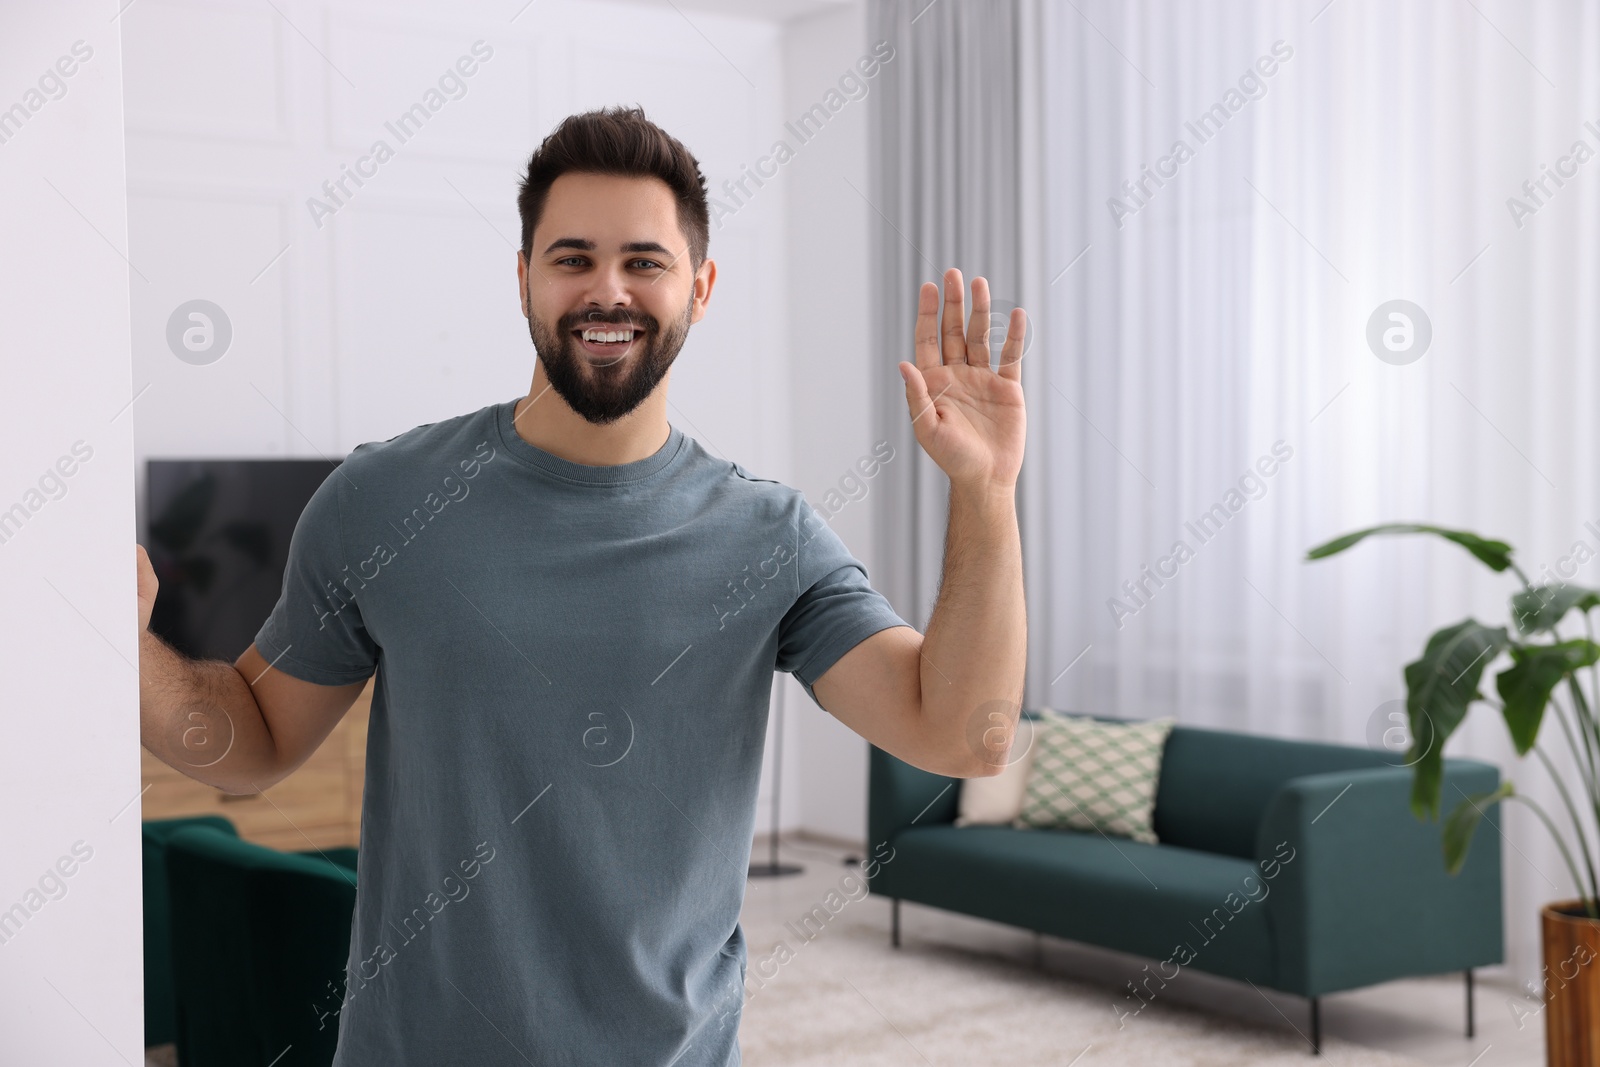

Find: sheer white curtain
1017;0;1600;990
868;0;1024;632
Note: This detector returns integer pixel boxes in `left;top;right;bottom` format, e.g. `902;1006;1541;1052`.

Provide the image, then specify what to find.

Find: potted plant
1308;523;1600;1065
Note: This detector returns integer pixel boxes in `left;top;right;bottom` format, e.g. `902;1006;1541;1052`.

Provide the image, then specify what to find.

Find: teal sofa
867;717;1504;1054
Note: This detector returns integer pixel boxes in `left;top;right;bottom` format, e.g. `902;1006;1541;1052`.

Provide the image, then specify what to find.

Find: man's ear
516;250;529;317
691;258;716;325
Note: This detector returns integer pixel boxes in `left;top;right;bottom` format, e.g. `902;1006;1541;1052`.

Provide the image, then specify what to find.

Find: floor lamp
749;674;802;878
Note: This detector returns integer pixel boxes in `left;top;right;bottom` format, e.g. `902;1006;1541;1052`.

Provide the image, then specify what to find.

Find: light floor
740;835;1544;1067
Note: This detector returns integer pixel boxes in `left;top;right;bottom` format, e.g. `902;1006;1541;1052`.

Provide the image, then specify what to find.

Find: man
136;105;1027;1065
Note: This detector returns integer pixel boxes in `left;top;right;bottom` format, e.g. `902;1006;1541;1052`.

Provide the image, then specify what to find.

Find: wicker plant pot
1542;900;1600;1066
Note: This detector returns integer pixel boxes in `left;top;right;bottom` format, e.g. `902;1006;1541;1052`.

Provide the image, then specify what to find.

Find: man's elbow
923;753;1007;779
917;712;1016;778
943;704;1025;778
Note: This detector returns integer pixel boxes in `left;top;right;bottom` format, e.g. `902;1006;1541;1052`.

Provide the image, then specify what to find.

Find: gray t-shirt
253;396;908;1066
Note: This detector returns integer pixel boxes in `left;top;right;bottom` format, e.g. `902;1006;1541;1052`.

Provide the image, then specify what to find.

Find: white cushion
954;732;1037;827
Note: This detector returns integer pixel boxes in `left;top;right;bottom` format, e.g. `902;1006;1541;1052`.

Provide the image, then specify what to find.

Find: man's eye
555;257;661;269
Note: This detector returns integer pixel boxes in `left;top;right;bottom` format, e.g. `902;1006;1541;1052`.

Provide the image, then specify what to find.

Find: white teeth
582;328;634;343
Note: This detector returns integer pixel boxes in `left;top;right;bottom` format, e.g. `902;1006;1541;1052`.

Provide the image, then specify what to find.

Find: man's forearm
918;481;1026;774
139;629;282;793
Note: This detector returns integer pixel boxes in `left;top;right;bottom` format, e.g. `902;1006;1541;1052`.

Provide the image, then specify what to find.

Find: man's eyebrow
542;237;674;256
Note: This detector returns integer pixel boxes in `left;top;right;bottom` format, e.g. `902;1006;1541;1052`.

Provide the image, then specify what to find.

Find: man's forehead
539;172;678;241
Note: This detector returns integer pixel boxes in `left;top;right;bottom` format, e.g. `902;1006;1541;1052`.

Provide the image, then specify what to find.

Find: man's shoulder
341;400;504;479
690;450;812;523
725;459;789;495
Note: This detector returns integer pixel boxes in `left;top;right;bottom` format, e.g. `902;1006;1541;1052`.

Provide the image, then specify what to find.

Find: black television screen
144;458;340;662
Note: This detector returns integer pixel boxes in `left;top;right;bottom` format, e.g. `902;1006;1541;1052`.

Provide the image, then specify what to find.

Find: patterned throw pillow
1015;713;1174;843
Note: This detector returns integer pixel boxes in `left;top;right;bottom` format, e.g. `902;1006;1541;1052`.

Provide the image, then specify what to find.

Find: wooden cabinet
140;680;372;852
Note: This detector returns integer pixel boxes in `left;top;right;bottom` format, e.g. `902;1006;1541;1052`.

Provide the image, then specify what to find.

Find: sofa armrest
866;746;959;879
1255;758;1504;996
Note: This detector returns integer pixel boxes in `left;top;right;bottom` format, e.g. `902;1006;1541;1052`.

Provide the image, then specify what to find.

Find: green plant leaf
1443;782;1514;875
1305;523;1515;573
1403;620;1512;819
1510;584;1600;636
1496;640;1600;754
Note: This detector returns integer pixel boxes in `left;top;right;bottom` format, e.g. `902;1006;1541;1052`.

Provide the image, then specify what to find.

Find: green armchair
142;815;240;1047
164;825;358;1067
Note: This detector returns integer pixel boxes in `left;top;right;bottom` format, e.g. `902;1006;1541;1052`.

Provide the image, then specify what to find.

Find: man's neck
510;370;671;467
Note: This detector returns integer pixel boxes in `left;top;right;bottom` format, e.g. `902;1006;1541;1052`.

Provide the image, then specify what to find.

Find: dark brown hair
517;106;710;272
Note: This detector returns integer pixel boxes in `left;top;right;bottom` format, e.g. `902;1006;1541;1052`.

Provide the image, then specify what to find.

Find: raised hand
897;269;1026;492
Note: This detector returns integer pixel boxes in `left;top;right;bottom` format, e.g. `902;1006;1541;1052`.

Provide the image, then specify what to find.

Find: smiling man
136;105;1028;1065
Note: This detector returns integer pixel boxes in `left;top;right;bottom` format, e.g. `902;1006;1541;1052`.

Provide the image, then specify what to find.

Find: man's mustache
565;312;655;331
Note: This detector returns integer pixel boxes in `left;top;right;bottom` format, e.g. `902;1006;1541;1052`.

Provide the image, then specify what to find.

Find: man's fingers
914;282;941;372
940;267;965;365
136;543;158;631
965;276;992;368
998;307;1026;382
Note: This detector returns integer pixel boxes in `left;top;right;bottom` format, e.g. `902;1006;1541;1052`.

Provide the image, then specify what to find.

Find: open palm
897;269;1027;490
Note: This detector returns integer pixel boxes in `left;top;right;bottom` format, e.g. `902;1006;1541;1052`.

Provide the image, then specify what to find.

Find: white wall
122;0;789;476
781;0;881;846
0;2;142;1060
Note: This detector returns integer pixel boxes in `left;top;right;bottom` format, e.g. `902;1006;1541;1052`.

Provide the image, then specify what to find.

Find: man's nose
579;261;634;310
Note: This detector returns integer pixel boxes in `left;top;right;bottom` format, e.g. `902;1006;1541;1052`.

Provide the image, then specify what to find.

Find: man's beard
526;293;692;426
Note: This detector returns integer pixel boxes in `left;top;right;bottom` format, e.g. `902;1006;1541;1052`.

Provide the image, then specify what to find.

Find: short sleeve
252;467;379;686
776;503;910;707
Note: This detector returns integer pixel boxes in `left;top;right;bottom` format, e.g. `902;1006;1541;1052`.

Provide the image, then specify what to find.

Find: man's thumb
901;363;937;426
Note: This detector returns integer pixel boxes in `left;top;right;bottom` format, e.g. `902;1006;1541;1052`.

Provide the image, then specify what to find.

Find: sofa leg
1309;997;1321;1055
891;898;900;948
1465;968;1474;1039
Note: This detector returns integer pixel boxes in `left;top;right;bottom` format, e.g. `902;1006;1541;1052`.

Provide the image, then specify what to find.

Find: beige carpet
736;907;1429;1066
